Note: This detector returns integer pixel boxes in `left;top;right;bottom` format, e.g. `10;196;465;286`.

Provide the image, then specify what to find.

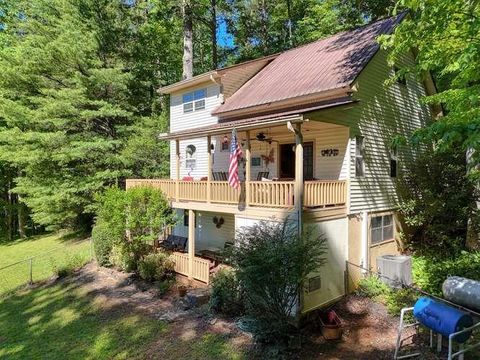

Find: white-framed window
183;88;206;113
371;214;394;244
355;135;365;177
390;145;398;178
185;144;196;170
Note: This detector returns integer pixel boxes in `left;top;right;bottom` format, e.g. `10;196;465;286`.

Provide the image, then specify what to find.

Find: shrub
413;251;480;295
398;147;478;254
231;219;327;344
138;252;175;283
357;276;417;316
92;221;117;266
357;275;389;298
209;268;243;316
52;254;85;278
92;186;176;271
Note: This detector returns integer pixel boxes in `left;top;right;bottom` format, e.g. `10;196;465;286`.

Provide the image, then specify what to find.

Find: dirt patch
62;264;443;359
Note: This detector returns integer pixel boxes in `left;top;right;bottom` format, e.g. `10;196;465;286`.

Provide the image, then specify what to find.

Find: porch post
188;209;195;280
207;135;212;203
294;124;304;234
245;130;251;206
175;139;180;201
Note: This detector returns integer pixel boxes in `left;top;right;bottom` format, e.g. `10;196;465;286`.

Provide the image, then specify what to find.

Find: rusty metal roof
213;14;405;116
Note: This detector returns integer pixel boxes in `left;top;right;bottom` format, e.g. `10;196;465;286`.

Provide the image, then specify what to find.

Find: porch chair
160;234;188;252
256;171;269;181
212;171;228;181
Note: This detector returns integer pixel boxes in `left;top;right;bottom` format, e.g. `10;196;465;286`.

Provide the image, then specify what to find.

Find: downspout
361;211;369;274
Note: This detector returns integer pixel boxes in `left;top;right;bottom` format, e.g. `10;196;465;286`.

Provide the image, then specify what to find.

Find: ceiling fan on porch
247;132;278;144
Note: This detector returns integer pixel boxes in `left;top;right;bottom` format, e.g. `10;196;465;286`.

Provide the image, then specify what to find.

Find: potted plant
178;284;187;297
319;310;343;340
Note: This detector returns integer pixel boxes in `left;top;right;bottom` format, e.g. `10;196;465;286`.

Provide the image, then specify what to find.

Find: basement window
307;276;321;293
371;214;394;244
183;88;206;113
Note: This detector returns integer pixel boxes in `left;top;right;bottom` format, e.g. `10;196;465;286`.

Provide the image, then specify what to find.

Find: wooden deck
126;179;347;209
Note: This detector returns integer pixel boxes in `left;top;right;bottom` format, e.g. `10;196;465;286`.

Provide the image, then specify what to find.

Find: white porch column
245;130;251;206
294;124;304;235
188;209;195;280
207;135;212;203
175;139;180;201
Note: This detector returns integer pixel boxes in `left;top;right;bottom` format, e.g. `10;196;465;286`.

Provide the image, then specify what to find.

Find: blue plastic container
413;297;473;343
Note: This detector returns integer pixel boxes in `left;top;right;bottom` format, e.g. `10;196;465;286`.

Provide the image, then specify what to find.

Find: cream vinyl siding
210;122;349;181
172;210;235;251
169;82;223;179
308;49;431;213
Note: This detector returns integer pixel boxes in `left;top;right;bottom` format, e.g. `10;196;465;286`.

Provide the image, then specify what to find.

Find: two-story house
126;13;437;314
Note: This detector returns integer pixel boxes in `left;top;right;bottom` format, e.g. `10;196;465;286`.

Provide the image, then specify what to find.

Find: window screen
307;276;321;292
371;214;394;244
355;136;365;177
182;88;206;113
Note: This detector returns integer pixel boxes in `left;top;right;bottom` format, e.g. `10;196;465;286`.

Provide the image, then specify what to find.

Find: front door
279;142;314;180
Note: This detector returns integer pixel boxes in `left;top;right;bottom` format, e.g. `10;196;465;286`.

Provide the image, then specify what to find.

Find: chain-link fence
0;240;93;297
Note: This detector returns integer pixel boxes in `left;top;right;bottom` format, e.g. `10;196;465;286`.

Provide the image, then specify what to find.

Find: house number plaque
321;149;339;157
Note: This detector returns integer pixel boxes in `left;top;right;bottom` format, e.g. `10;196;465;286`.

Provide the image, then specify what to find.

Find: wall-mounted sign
321;149;339;157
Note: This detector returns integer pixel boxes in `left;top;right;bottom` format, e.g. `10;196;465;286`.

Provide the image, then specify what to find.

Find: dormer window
183;88;206;113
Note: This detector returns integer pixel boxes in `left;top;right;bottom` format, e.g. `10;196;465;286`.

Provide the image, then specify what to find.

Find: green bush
398;148;478;254
92;186;176;272
357;276;417;316
356;275;389;298
209;268;243;316
52;254;85;278
138;252;175;283
92;222;117;266
413;251;480;295
232;220;327;344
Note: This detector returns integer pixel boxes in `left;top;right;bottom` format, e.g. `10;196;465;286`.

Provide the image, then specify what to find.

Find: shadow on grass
0;274;166;360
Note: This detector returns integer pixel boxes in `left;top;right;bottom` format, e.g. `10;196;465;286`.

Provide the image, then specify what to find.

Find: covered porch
126;115;349;211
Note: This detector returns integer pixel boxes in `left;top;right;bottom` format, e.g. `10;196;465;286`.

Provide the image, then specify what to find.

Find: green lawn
0;279;246;360
0;233;91;295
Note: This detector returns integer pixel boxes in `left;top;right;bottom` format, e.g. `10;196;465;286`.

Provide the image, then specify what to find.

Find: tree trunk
182;0;193;80
211;0;218;69
286;0;293;47
18;196;26;239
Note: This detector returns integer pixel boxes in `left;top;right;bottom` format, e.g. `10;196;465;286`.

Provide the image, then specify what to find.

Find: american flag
228;128;243;189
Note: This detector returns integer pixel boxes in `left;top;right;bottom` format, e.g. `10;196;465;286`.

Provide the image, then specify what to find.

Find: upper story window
185;144;196;170
355;135;365;177
393;66;407;86
183;88;206;113
390;145;398;178
371;214;394;244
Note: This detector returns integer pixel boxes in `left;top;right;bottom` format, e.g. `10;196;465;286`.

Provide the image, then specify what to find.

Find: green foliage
357;275;390;298
357;276;417;315
413;251;480;296
138;252;175;283
52;254;85;278
209;268;243;317
231;220;327;344
381;1;480;169
92;186;176;272
398;147;478;254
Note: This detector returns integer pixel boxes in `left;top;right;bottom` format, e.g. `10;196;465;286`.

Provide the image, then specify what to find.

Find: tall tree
182;0;194;79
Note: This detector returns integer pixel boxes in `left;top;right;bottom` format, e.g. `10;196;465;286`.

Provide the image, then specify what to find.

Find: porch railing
126;179;347;208
170;251;210;284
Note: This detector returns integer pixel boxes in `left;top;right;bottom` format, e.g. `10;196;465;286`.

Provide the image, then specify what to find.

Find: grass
0;278;246;360
0;232;91;295
0;282;167;360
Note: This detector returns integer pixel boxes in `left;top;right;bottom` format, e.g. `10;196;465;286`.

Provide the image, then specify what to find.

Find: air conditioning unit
377;255;412;288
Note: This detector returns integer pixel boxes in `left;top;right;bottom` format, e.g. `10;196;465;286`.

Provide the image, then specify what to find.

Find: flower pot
178;285;187;297
319;310;343;340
